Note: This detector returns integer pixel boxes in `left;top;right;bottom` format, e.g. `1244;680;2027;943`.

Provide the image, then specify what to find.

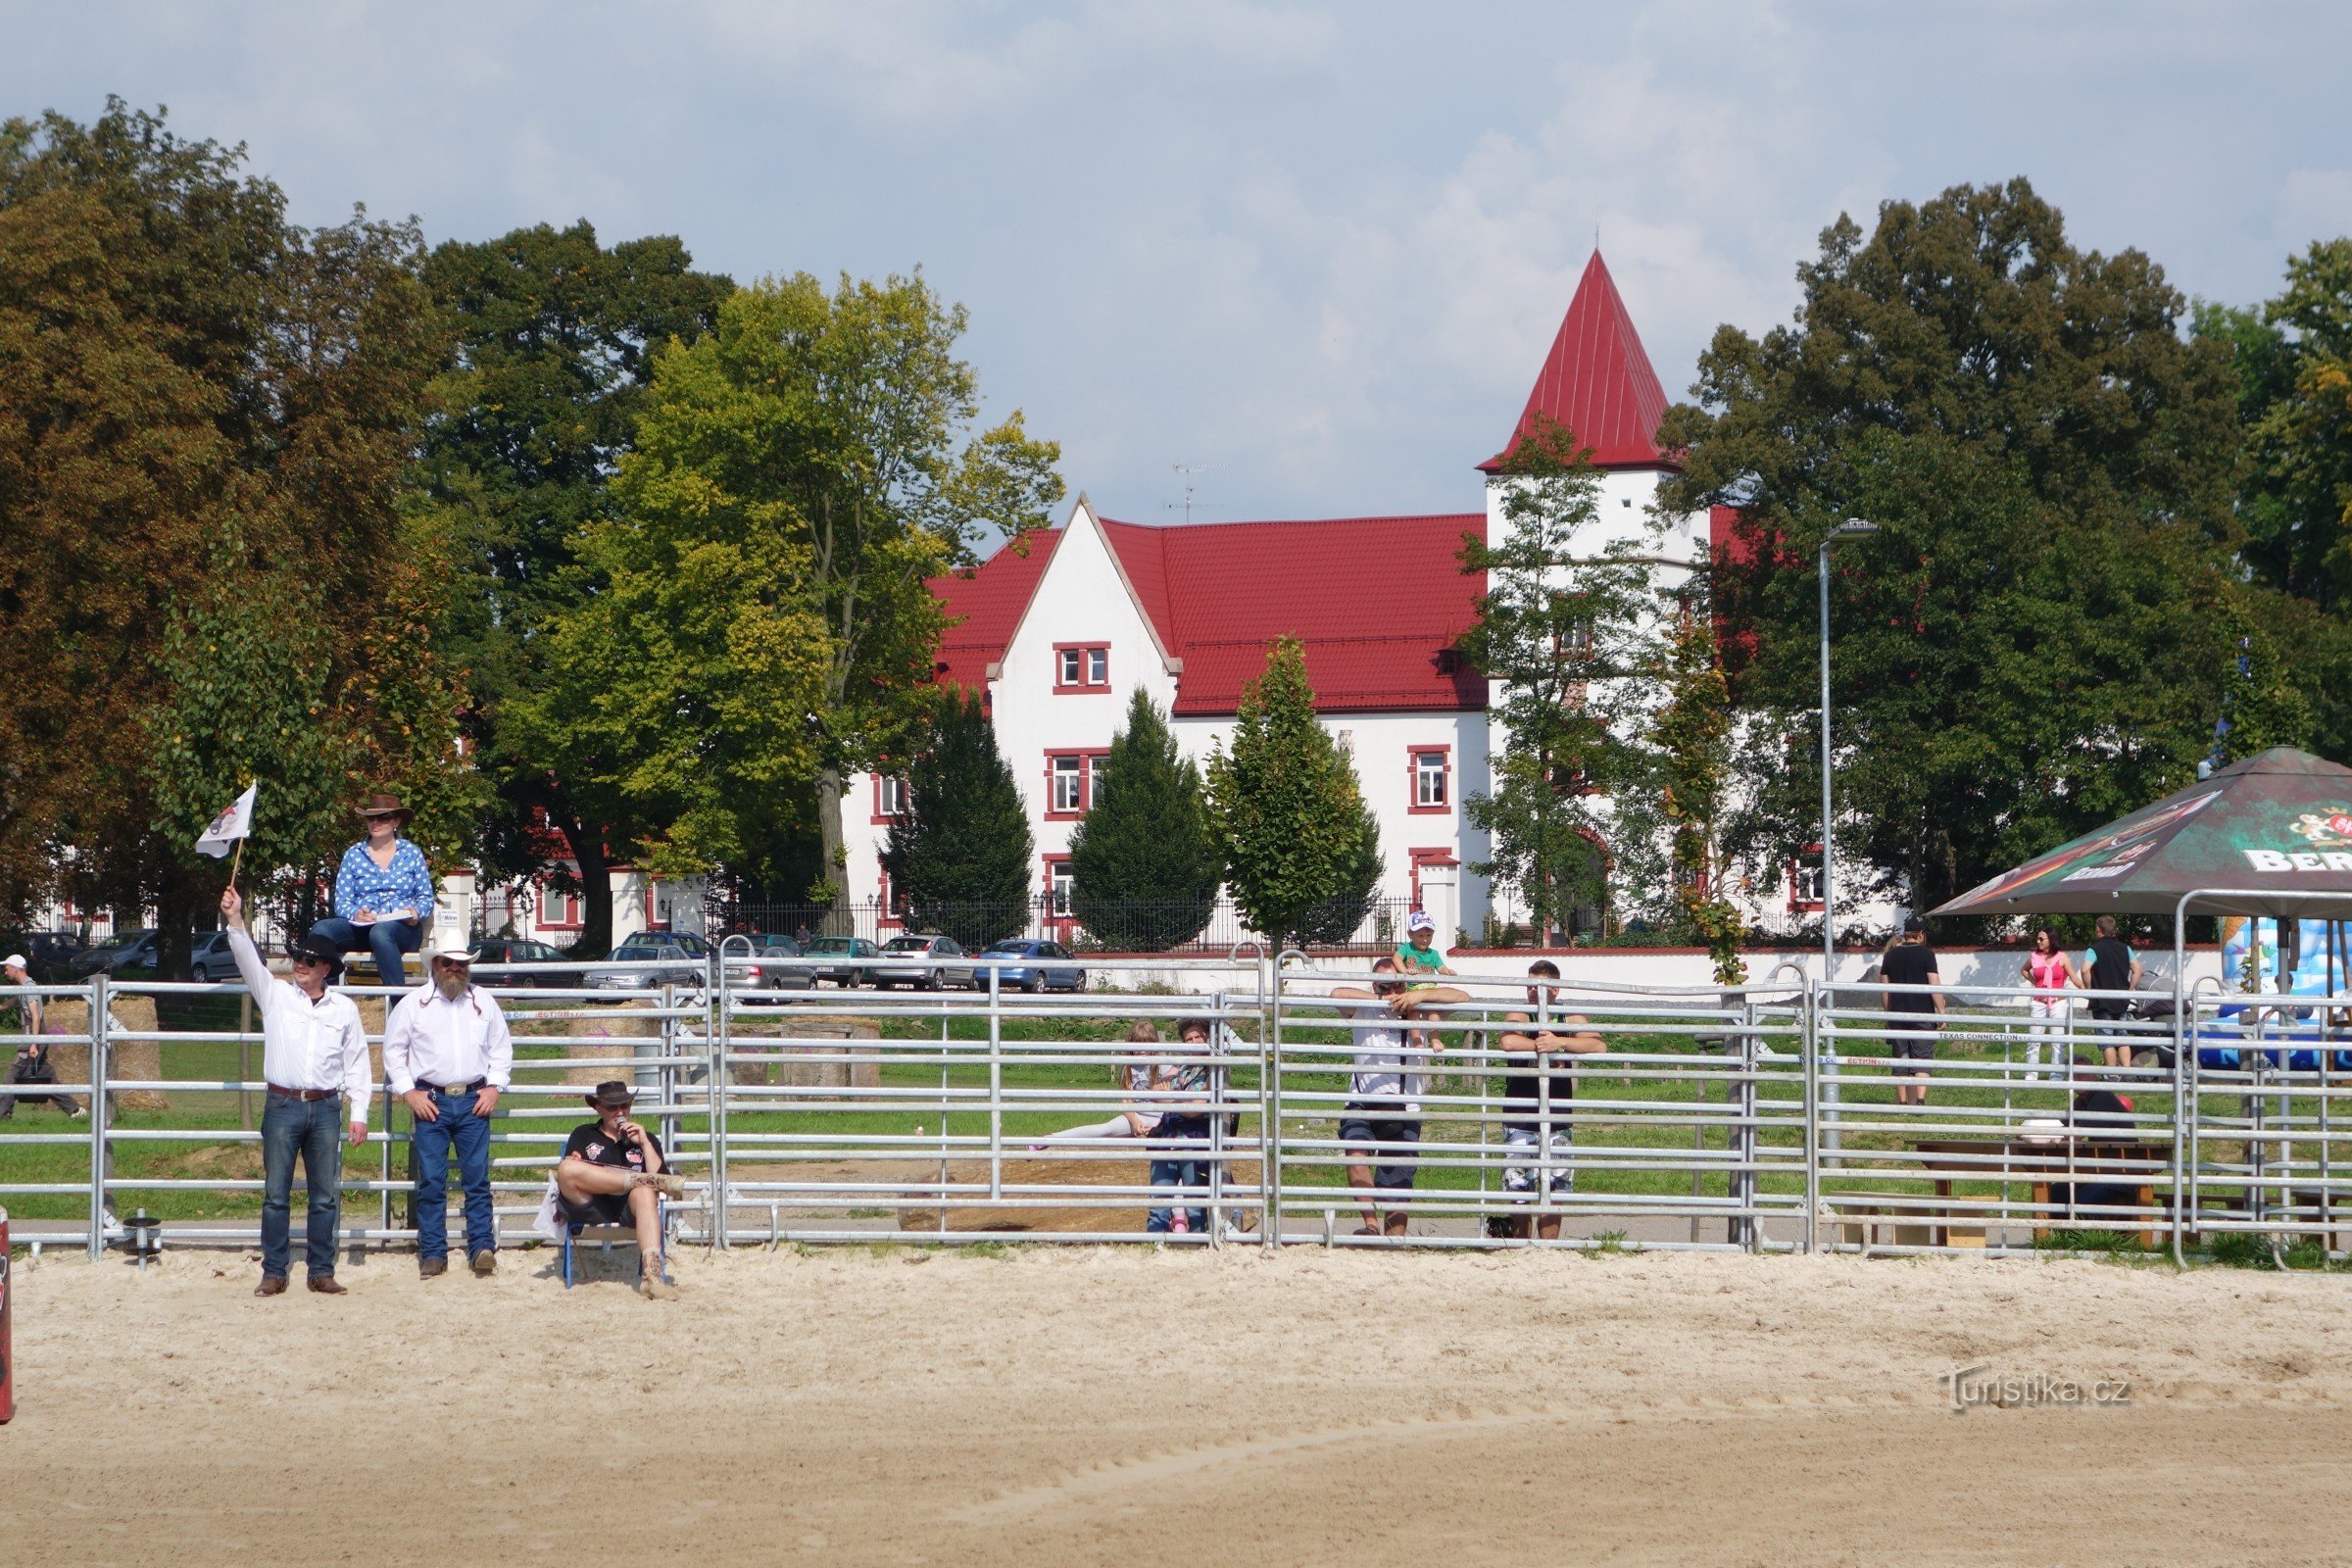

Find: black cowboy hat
584;1080;636;1110
289;929;348;975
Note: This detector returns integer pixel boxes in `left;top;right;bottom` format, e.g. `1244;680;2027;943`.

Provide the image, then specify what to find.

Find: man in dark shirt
556;1080;686;1298
1880;916;1944;1106
1494;959;1605;1241
2082;916;2144;1068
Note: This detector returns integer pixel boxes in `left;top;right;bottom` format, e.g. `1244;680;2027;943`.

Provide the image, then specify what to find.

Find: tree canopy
1068;688;1220;951
882;685;1032;949
1659;177;2314;913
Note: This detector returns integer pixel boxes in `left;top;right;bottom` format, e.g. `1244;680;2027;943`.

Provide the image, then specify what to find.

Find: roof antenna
1167;463;1221;525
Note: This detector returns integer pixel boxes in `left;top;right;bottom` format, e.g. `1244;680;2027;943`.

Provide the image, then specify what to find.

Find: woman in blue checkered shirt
304;793;437;986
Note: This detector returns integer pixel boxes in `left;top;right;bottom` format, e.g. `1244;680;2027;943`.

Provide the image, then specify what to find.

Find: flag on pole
195;783;259;858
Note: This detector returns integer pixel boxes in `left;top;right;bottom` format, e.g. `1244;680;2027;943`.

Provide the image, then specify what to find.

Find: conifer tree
1204;638;1383;947
882;687;1033;949
1068;689;1220;950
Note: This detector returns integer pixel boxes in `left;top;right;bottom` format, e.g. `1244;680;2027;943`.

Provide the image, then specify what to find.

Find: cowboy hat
355;792;414;827
289;930;349;975
584;1080;636;1110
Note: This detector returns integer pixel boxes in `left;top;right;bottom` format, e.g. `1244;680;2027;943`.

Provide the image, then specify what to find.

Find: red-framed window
1788;846;1825;913
535;879;583;931
1044;749;1110;819
1407;746;1452;813
1042;855;1075;931
871;772;909;824
876;860;904;928
1053;643;1110;693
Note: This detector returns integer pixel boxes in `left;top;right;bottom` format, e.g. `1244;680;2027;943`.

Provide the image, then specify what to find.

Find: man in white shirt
382;941;514;1279
1329;957;1469;1238
220;887;372;1297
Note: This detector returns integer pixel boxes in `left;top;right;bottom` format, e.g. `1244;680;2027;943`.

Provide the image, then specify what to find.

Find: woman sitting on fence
1030;1021;1167;1150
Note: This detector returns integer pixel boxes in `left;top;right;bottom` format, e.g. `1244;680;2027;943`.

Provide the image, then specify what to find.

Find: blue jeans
1148;1152;1208;1234
307;915;423;986
261;1092;345;1279
412;1090;494;1261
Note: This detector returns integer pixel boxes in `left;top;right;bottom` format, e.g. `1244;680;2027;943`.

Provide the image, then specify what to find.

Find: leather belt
267;1085;340;1102
422;1079;487;1096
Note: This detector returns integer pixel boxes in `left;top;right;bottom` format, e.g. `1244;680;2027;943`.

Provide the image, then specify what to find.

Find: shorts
1887;1020;1936;1078
1339;1113;1422;1191
1502;1125;1572;1199
559;1191;633;1228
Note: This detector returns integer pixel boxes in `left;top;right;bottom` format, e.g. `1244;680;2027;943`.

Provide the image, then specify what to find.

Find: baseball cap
1406;909;1437;933
1;953;26;972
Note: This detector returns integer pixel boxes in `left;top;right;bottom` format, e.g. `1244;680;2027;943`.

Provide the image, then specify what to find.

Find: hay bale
37;997;168;1112
748;1017;881;1090
560;1003;664;1086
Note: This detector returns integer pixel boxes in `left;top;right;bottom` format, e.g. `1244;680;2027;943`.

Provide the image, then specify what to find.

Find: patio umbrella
1930;747;2352;920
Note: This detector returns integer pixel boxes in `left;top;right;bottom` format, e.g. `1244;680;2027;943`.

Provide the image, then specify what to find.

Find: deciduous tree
883;687;1032;949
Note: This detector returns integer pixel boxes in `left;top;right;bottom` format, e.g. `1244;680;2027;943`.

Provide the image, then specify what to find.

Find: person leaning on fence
1495;959;1604;1241
1879;915;1944;1108
1332;958;1468;1238
383;941;514;1280
221;886;372;1297
2082;916;2143;1069
304;792;436;988
2020;925;2081;1082
1145;1018;1217;1236
556;1081;686;1299
1030;1020;1164;1152
0;951;81;1119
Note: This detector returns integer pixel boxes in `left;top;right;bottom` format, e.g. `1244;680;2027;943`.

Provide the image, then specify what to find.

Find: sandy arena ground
7;1243;2351;1566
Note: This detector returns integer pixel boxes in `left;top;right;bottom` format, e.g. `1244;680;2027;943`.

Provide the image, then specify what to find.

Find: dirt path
8;1245;2350;1565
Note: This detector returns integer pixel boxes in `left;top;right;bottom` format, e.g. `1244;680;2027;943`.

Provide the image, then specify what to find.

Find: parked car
467;937;584;990
72;928;154;977
588;938;707;994
804;935;880;988
974;938;1086;994
13;930;87;982
723;933;814;993
870;934;975;990
183;931;239;983
98;931;164;977
629;929;712;959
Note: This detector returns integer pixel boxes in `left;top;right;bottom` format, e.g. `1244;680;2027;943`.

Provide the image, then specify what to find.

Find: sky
10;1;2352;527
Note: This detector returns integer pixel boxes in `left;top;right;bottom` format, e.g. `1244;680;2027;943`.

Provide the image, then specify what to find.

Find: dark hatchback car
468;937;585;989
72;928;155;977
804;935;879;988
974;938;1086;993
15;930;87;982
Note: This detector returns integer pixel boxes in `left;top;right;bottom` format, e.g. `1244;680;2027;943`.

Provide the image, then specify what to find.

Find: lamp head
1833;518;1881;538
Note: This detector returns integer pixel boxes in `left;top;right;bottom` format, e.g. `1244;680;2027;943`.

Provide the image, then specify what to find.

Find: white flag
195;782;259;858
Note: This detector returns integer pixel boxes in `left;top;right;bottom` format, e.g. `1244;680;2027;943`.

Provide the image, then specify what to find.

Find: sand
7;1244;2351;1566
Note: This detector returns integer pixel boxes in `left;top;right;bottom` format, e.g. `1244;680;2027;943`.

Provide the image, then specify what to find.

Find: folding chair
560;1195;670;1289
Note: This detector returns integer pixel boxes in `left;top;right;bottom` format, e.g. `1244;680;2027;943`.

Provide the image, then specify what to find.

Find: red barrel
0;1206;13;1423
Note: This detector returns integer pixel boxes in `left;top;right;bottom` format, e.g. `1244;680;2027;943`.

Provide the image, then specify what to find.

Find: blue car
975;938;1085;993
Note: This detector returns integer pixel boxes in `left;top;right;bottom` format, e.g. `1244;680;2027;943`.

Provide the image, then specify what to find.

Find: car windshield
753;936;798;955
883;938;933;954
981;945;1028;957
808;938;853;955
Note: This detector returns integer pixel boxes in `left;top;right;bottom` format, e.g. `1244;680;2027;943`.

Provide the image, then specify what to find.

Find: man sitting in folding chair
555;1081;685;1298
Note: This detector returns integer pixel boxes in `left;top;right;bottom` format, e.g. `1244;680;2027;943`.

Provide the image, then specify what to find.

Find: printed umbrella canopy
1930;748;2352;920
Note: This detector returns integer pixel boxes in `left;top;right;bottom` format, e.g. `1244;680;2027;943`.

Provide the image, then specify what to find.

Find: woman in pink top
2019;925;2081;1081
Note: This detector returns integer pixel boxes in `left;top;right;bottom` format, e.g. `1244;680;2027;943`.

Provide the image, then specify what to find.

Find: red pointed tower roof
1480;250;1674;472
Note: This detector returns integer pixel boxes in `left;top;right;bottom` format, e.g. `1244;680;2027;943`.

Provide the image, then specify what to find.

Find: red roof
930;514;1489;716
928;528;1062;690
1481;250;1674;472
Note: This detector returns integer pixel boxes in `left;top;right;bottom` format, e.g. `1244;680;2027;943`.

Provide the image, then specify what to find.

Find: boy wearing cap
0;952;80;1118
221;886;373;1296
1394;908;1455;981
306;792;437;987
383;941;514;1278
556;1081;686;1299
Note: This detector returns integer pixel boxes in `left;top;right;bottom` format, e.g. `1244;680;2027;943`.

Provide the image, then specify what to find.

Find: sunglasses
290;953;327;968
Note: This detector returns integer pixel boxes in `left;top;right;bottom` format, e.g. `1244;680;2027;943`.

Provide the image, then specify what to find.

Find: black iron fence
701;894;1426;956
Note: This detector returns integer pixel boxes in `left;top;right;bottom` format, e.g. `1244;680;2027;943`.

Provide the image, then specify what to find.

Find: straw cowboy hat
355;792;414;827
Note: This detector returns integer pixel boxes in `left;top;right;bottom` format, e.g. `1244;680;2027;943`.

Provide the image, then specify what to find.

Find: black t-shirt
1882;943;1939;1013
2085;937;2135;1018
564;1119;663;1172
1501;1018;1576;1132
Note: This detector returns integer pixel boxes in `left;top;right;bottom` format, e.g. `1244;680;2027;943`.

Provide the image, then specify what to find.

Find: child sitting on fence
1030;1021;1167;1149
1393;908;1455;984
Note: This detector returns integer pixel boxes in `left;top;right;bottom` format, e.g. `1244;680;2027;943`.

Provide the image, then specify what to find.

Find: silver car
869;934;975;990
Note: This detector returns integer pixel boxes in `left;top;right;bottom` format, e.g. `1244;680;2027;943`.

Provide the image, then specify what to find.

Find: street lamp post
1818;517;1879;1154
